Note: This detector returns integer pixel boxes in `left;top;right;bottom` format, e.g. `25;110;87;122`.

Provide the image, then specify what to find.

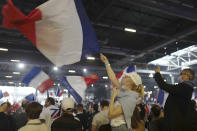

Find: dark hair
151;104;161;118
77;104;83;111
93;104;99;112
131;106;141;129
47;97;55;105
26;102;43;119
181;69;195;80
100;100;109;107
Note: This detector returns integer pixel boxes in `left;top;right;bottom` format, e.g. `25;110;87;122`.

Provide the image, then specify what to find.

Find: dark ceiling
1;0;197;99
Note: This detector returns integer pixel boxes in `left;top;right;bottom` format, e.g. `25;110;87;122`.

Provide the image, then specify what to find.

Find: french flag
56;88;63;97
61;74;99;103
25;93;36;102
116;66;136;80
2;0;100;66
22;67;54;94
157;89;168;106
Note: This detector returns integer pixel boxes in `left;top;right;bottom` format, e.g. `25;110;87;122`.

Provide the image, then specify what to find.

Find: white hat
124;72;142;86
61;98;75;111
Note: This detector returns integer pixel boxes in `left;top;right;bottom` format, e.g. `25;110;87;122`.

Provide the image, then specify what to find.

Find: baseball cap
124;72;142;86
61;98;75;111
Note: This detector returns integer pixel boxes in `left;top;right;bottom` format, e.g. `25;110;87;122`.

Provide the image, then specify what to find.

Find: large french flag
2;0;100;66
61;74;99;103
157;89;168;107
22;67;54;93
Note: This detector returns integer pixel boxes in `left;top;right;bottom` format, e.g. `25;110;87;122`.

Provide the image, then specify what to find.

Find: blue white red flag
116;66;136;80
2;0;100;66
22;67;54;94
157;89;168;106
56;88;63;97
61;74;99;103
25;93;36;102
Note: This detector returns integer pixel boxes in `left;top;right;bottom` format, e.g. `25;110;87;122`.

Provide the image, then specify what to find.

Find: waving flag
2;0;100;66
56;88;63;97
0;90;3;99
157;89;168;106
22;67;54;93
61;74;99;103
116;66;136;80
25;93;36;102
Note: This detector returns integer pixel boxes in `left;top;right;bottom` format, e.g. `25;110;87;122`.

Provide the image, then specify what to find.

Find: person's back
19;102;49;131
51;98;82;131
154;67;195;131
76;104;88;131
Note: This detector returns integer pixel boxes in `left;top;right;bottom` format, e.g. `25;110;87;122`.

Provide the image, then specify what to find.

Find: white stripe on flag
36;0;83;66
66;76;87;99
29;71;49;88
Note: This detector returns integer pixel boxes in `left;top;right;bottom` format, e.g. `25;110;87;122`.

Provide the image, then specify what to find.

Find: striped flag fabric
61;74;99;103
116;66;136;80
2;0;100;66
25;93;36;102
56;88;63;97
22;67;54;94
157;89;169;107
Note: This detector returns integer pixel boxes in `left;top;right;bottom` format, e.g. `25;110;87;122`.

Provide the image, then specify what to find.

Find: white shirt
92;109;110;128
39;105;60;127
19;119;50;131
110;101;126;127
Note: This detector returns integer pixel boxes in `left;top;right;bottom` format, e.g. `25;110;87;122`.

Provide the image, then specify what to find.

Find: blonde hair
135;84;144;102
0;103;8;112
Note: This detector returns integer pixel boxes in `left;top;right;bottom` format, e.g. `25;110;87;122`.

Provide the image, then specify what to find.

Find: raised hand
155;66;160;73
100;53;109;64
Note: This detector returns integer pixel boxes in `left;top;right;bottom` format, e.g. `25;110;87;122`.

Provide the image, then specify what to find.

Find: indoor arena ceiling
1;0;197;97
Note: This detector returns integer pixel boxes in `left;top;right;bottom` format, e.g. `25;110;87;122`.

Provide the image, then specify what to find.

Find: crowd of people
0;54;197;131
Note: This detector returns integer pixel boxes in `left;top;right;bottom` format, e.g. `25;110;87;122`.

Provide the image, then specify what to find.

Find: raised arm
100;53;121;88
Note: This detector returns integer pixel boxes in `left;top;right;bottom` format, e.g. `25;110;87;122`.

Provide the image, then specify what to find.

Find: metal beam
120;0;197;22
133;24;197;61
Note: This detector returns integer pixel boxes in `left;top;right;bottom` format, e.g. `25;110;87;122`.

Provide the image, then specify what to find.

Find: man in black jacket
51;98;82;131
154;67;195;131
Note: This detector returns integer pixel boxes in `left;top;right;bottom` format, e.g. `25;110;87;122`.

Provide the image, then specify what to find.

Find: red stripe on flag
83;74;99;87
116;71;123;79
2;0;42;46
58;91;63;97
37;78;54;94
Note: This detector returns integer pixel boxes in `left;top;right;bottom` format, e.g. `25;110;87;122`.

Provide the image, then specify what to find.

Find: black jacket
154;73;194;131
51;113;82;131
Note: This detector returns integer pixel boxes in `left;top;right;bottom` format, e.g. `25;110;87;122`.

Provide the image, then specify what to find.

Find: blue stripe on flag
126;66;135;73
25;93;36;102
74;0;100;60
22;67;41;85
0;90;3;99
158;89;165;105
56;88;60;97
61;76;82;103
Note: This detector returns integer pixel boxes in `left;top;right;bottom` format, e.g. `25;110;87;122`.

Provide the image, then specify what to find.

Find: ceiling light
124;28;136;33
19;83;21;85
18;63;25;69
0;48;8;51
11;59;20;62
164;47;167;50
58;83;60;86
86;56;95;60
5;76;13;78
8;82;14;84
175;83;178;84
144;86;146;88
154;86;158;89
105;85;108;88
164;79;166;82
91;84;94;87
13;72;20;75
53;83;56;86
53;66;58;71
102;76;108;79
68;70;76;73
83;68;87;72
149;74;153;77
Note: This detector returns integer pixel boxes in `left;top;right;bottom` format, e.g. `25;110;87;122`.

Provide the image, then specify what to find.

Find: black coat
51;113;82;131
154;72;194;131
